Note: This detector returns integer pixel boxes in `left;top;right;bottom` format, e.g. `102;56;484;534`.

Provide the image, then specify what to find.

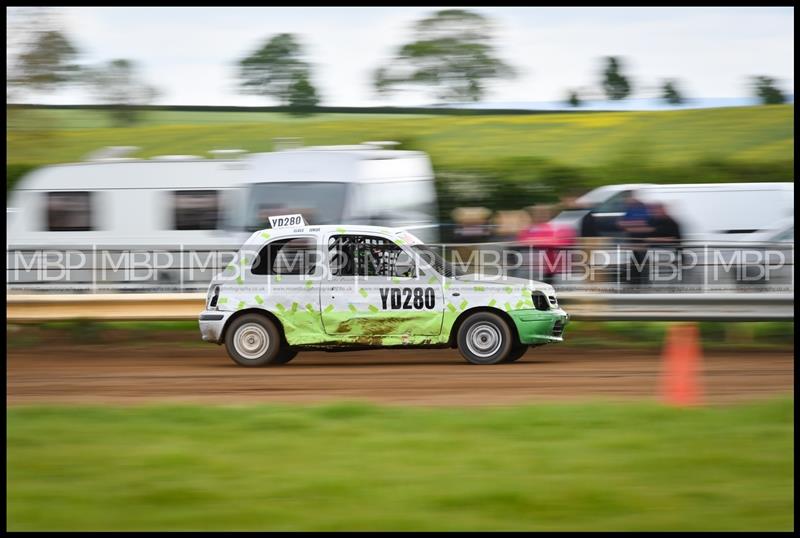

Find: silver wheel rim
234;323;270;360
465;322;502;358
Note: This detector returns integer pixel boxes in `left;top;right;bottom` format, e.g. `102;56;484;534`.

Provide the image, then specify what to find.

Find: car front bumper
198;310;233;344
508;308;569;345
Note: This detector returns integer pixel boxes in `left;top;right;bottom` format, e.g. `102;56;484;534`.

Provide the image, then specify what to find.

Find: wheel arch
447;306;520;348
221;308;287;345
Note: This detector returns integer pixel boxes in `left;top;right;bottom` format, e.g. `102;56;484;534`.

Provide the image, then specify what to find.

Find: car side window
252;237;317;275
328;234;415;278
594;191;629;214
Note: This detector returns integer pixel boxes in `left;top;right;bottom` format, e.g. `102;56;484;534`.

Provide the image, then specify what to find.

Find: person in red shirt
517;204;576;284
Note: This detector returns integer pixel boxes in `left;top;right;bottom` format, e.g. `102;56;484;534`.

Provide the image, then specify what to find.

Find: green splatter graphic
444;281;452;290
254;295;264;305
349;304;358;313
504;286;513;294
515;300;524;309
315;310;446;342
237;301;246;310
305;280;313;289
504;302;512;312
521;288;529;296
305;304;315;313
217;297;228;304
291;302;299;313
391;277;400;284
336;227;346;234
275;275;282;282
488;299;497;307
428;276;439;285
473;286;485;292
368;305;379;313
276;304;286;313
447;303;458;313
260;232;270;240
236;276;244;285
324;304;335;313
459;299;468;310
359;288;369;298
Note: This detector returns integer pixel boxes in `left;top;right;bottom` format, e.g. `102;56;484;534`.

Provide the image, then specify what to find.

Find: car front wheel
457;312;514;365
504;344;528;363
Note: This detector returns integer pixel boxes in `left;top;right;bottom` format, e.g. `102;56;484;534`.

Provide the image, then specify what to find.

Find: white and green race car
199;216;569;366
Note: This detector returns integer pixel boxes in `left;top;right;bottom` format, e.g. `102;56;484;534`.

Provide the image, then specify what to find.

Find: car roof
245;224;424;245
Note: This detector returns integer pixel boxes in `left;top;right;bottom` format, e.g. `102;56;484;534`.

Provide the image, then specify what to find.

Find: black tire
504;344;529;363
224;313;284;367
272;348;298;364
457;311;514;365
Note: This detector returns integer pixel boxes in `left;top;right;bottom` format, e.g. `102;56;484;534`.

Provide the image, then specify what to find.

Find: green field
7;105;794;211
7;105;793;168
7;399;794;531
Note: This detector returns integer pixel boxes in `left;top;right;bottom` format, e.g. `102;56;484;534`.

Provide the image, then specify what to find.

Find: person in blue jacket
618;191;654;287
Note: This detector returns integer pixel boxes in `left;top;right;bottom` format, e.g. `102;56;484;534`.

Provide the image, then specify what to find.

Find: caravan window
173;190;219;230
46;192;93;231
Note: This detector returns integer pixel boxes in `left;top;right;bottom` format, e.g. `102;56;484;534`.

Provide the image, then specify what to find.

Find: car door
245;234;325;344
320;233;443;339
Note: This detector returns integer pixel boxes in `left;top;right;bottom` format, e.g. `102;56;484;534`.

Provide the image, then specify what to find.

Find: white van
548;182;794;288
565;182;794;242
6;142;441;290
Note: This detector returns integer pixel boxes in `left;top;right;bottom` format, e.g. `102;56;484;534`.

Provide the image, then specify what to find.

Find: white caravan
6;142;440;291
6;156;249;290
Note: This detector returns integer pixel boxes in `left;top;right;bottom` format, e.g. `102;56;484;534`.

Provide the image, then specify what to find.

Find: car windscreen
356;180;437;226
245;182;348;231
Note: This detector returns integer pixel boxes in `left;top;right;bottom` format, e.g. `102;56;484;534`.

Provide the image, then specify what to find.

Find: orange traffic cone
661;323;703;406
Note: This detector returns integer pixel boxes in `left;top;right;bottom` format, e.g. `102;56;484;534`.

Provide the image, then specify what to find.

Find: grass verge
7;399;794;531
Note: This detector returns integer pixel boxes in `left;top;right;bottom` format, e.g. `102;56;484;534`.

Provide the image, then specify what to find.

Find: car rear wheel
225;314;284;367
457;312;514;365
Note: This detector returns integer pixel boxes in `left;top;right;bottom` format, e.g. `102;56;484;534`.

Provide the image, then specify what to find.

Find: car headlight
207;285;220;309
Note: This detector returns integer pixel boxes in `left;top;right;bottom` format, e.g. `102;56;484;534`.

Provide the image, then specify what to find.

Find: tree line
7;8;791;125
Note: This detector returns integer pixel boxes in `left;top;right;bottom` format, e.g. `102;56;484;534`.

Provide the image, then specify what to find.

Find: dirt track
7;335;794;406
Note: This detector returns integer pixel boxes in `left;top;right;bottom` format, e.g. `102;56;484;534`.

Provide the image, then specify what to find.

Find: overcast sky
7;6;795;106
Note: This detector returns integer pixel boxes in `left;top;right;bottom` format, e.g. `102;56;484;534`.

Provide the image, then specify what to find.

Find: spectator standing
617;191;653;287
648;202;683;285
517;204;575;284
